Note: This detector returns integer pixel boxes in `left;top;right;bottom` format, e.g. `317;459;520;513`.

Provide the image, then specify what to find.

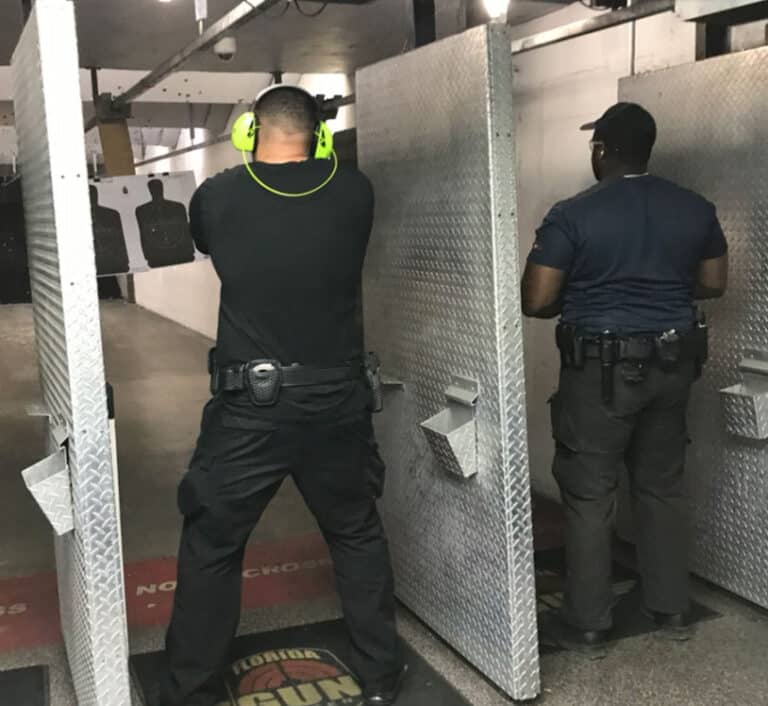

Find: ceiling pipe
510;0;675;54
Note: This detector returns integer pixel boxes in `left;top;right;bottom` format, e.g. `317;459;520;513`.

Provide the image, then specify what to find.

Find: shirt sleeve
188;180;212;255
700;208;728;261
527;203;578;271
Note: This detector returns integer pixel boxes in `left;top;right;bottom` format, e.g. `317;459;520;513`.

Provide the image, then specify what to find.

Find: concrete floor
2;302;768;705
0;301;316;576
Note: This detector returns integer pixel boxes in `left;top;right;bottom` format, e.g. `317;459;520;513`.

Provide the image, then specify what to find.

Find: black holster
364;352;384;413
208;348;219;395
599;332;618;405
692;316;709;379
555;324;585;370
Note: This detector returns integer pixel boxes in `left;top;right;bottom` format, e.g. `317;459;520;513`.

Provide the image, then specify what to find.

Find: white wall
132;74;355;340
133;129;236;340
511;6;698;498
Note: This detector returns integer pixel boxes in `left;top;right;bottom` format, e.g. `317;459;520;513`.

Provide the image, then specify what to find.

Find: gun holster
555;324;585;370
654;330;682;371
599;332;618;405
693;314;709;379
209;348;219;395
364;352;384;413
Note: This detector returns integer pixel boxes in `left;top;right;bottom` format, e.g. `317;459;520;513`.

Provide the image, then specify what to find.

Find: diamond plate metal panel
721;382;768;440
357;24;539;700
620;47;768;609
22;448;74;535
12;1;131;703
421;409;478;479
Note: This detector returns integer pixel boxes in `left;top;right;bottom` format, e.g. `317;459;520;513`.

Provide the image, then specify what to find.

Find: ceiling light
482;0;509;18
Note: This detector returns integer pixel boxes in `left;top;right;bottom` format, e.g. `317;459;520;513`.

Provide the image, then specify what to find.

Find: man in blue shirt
522;103;728;657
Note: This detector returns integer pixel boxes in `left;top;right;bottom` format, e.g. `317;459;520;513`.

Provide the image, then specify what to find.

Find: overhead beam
84;1;281;134
114;0;282;108
510;0;675;54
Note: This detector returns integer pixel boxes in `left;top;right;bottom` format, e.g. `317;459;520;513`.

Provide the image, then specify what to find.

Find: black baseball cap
581;102;657;163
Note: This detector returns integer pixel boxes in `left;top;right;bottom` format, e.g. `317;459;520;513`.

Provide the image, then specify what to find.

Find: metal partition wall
357;24;540;700
620;48;768;609
12;1;131;702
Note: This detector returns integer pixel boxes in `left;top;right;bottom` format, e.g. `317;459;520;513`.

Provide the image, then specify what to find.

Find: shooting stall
357;24;540;701
12;1;131;703
9;1;768;703
619;46;768;610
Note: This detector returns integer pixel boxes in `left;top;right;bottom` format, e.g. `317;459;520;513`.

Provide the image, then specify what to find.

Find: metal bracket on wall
421;375;480;479
381;373;405;390
21;405;74;535
720;350;768;440
93;92;132;124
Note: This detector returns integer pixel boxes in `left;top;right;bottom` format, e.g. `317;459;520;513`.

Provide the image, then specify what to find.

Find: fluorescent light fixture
482;0;509;18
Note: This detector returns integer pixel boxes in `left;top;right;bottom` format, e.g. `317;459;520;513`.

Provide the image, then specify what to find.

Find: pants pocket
353;416;387;499
549;390;577;457
177;467;211;518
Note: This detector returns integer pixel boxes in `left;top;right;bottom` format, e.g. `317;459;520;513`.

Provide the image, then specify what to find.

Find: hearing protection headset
231;84;337;198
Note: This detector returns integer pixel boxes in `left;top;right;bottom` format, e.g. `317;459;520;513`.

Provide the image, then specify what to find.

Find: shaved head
256;86;318;138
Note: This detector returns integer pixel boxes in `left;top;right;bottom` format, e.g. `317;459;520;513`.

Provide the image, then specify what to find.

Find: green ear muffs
313;120;334;160
231;111;258;152
230;109;337;197
231;112;335;160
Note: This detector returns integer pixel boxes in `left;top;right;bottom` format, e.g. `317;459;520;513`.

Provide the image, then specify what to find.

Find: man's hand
521;262;566;319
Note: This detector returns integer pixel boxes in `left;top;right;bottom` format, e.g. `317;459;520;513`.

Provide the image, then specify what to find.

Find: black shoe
645;609;693;642
363;665;408;705
538;612;610;660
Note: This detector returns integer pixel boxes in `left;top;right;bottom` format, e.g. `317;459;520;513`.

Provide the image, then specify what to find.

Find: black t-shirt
527;175;728;334
189;159;374;422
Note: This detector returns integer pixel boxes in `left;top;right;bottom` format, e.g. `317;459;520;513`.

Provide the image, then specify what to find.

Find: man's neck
255;137;310;164
602;164;648;180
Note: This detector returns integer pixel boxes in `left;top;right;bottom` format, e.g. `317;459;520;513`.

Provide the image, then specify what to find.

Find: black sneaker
645;610;693;642
363;665;408;705
538;612;610;660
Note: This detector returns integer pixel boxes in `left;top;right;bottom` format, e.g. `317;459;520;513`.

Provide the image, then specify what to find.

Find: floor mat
0;666;48;706
131;619;470;706
535;548;720;654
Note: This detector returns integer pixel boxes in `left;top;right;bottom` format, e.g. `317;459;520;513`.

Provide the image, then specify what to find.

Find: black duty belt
209;348;363;406
214;361;360;392
581;337;656;361
555;322;709;405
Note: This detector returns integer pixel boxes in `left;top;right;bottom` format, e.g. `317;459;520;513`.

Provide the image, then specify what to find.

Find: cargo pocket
356;417;386;499
549;391;576;458
177;466;211;519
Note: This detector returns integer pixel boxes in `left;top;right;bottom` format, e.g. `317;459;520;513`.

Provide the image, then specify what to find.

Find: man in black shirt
157;86;404;706
522;103;728;657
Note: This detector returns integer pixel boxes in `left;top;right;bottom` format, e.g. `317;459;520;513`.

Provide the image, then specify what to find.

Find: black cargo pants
550;358;696;632
160;396;402;706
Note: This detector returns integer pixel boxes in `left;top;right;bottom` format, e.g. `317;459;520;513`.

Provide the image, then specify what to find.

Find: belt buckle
245;359;283;407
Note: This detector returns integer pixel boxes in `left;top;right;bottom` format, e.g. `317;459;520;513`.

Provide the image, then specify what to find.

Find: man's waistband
212;360;362;393
556;323;705;365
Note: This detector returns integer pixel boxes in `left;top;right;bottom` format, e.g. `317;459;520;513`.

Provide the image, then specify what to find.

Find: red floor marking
0;571;61;652
0;503;563;654
0;532;334;653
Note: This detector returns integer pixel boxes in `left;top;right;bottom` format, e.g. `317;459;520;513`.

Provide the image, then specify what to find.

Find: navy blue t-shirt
527;175;727;334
